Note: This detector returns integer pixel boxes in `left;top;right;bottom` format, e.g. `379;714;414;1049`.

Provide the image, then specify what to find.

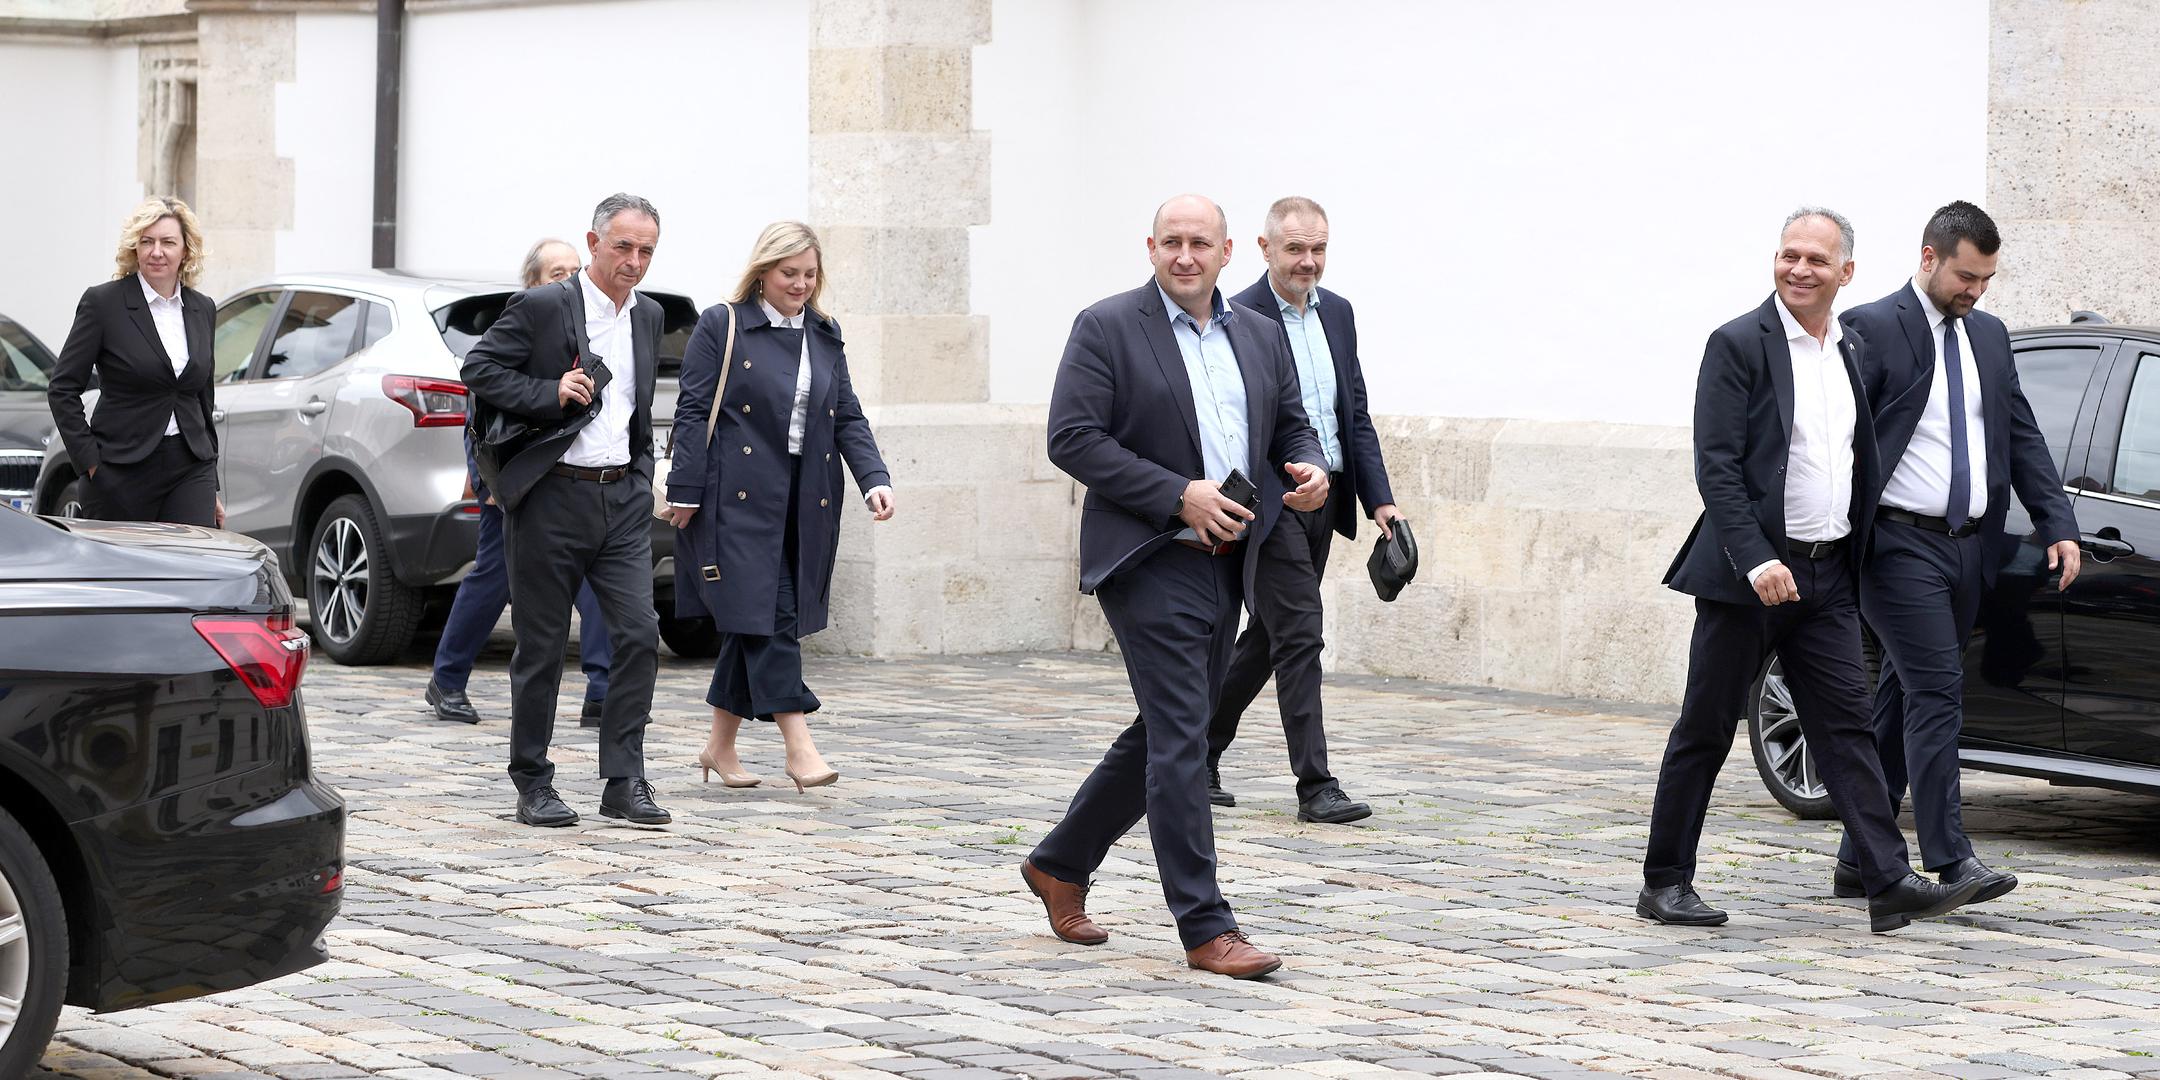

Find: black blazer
1048;279;1326;597
1228;274;1396;539
459;271;661;510
1842;283;2077;580
1665;295;1881;606
46;273;217;475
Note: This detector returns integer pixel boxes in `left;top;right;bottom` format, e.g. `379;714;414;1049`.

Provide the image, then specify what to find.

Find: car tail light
314;865;343;894
382;374;467;427
194;613;311;709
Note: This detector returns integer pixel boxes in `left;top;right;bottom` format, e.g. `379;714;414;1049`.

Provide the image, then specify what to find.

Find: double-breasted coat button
824;452;831;461
743;360;752;369
827;408;835;417
736;490;747;500
741;403;751;413
742;446;752;455
819;498;829;507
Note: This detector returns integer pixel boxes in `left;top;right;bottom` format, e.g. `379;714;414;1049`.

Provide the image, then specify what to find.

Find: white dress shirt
1880;278;1988;522
1746;298;1857;585
141;277;189;437
561;273;638;468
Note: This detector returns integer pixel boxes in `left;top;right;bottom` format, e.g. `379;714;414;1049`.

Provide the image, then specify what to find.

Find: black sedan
0;506;343;1072
1752;316;2160;816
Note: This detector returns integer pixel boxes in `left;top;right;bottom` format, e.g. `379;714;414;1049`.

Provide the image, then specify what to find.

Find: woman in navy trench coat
663;222;893;792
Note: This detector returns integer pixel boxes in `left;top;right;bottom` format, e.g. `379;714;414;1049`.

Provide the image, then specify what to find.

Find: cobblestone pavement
37;647;2160;1080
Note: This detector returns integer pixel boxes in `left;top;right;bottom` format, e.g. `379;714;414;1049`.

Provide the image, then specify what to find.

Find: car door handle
299;400;329;417
2080;533;2136;561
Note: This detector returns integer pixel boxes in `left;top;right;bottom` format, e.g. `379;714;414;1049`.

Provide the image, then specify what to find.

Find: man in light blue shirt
1160;282;1250;541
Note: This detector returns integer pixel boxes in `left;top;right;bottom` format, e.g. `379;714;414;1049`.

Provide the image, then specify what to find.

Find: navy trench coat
667;301;890;637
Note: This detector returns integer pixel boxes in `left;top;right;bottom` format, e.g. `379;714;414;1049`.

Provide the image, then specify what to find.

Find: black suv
1752;315;2160;817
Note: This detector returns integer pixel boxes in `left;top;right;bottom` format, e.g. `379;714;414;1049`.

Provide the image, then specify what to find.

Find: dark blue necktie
1942;317;1971;526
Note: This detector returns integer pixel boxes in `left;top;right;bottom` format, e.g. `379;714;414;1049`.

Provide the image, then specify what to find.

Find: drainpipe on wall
371;0;404;269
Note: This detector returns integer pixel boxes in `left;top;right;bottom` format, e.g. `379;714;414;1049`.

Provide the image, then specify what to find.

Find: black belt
1879;506;1979;538
550;462;628;483
1785;536;1847;560
1177;538;1241;556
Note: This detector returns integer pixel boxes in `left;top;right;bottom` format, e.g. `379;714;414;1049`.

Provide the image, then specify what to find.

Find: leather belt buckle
1177;538;1237;556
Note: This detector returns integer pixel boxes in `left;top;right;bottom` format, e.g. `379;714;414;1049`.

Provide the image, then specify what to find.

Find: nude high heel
698;749;761;788
785;768;839;793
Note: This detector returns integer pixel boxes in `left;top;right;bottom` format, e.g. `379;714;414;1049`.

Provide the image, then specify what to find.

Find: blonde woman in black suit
47;196;222;526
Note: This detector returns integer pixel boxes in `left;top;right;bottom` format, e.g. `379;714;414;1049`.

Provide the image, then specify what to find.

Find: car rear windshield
432;291;699;379
0;317;56;392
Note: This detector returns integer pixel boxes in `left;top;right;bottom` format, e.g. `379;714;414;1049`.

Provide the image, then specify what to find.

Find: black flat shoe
516;785;578;827
1832;860;1864;899
1207;764;1235;808
580;698;604;728
1937;857;2017;904
1870;871;1984;933
1635;884;1727;926
425;680;480;724
1297;786;1373;824
600;777;671;826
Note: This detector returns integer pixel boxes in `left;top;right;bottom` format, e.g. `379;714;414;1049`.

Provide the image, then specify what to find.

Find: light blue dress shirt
1273;283;1342;473
1159;284;1248;541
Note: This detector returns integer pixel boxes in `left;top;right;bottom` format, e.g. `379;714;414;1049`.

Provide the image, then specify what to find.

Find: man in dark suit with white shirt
460;194;668;830
1206;196;1399;823
1641;208;1984;933
1830;201;2081;904
1021;194;1329;978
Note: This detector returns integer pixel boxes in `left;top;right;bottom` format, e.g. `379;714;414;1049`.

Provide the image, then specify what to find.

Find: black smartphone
1218;468;1260;513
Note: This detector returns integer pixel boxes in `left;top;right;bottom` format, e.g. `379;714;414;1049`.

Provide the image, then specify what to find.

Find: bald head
1147;193;1233;321
1153;194;1228;241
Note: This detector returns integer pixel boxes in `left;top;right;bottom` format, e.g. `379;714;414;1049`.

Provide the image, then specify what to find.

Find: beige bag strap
703;301;738;448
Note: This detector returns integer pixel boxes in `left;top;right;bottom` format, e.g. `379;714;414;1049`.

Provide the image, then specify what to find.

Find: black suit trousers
89;435;216;527
1206;483;1338;800
501;470;660;792
1838;521;1986;871
1644;549;1912;896
1030;543;1243;949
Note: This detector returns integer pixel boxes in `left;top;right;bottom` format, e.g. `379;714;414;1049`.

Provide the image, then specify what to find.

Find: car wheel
0;806;68;1078
657;613;721;659
308;493;425;665
1748;656;1839;819
54;478;86;519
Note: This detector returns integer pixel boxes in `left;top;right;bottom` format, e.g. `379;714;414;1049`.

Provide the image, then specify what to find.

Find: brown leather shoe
1020;859;1107;945
1185;930;1282;979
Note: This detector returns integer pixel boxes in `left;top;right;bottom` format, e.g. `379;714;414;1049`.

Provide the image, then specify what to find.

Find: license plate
6;496;32;513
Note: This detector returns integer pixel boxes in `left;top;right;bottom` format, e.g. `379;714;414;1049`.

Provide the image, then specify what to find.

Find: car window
359;301;393;352
263;291;364;380
0;317;55;392
432;293;512;361
652;293;697;379
2013;345;2106;475
2112;354;2160;501
213;291;281;383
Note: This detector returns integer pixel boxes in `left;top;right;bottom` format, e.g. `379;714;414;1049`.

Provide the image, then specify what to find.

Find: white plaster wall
0;40;140;347
397;0;809;298
274;12;375;279
975;0;1989;426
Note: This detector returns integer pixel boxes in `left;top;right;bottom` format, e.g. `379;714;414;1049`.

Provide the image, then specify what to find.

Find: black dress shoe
516;786;578;827
1297;786;1373;824
1635;885;1727;926
580;698;604;728
1207;765;1235;808
600;777;671;826
1832;860;1864;899
1937;857;2018;904
1869;871;1985;933
425;680;480;724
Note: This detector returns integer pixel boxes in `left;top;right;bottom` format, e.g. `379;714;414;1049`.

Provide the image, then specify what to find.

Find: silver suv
33;270;713;663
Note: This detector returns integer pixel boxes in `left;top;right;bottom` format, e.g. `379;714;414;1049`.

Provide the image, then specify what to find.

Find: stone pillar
1989;0;2160;327
806;0;1081;657
189;5;294;299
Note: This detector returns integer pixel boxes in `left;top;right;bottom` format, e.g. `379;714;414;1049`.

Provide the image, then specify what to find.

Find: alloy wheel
1756;668;1826;802
0;857;29;1049
312;516;369;645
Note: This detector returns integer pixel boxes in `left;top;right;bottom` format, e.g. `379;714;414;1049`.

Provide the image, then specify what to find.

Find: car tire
0;806;68;1078
1748;632;1884;821
54;477;87;519
657;613;721;659
307;493;425;665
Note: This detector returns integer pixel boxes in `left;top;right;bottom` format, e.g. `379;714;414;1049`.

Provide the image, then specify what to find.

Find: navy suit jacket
1048;279;1326;597
1666;295;1881;606
1841;284;2076;583
1229;274;1395;539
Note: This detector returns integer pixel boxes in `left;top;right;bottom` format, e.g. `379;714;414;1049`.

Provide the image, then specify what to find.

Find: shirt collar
578;270;636;319
1269;280;1317;316
758;297;806;329
1910;277;1949;330
139;275;180;307
1773;293;1842;349
1156;283;1233;331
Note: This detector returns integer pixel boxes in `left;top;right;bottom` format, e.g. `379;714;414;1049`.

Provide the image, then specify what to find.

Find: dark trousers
89;435;217;527
431;500;612;701
709;458;819;721
500;469;659;793
1644;547;1913;896
1838;520;1987;871
1207;484;1339;800
1030;543;1243;949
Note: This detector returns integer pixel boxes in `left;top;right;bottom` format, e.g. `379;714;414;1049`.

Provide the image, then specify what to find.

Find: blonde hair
729;221;826;316
113;196;206;289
